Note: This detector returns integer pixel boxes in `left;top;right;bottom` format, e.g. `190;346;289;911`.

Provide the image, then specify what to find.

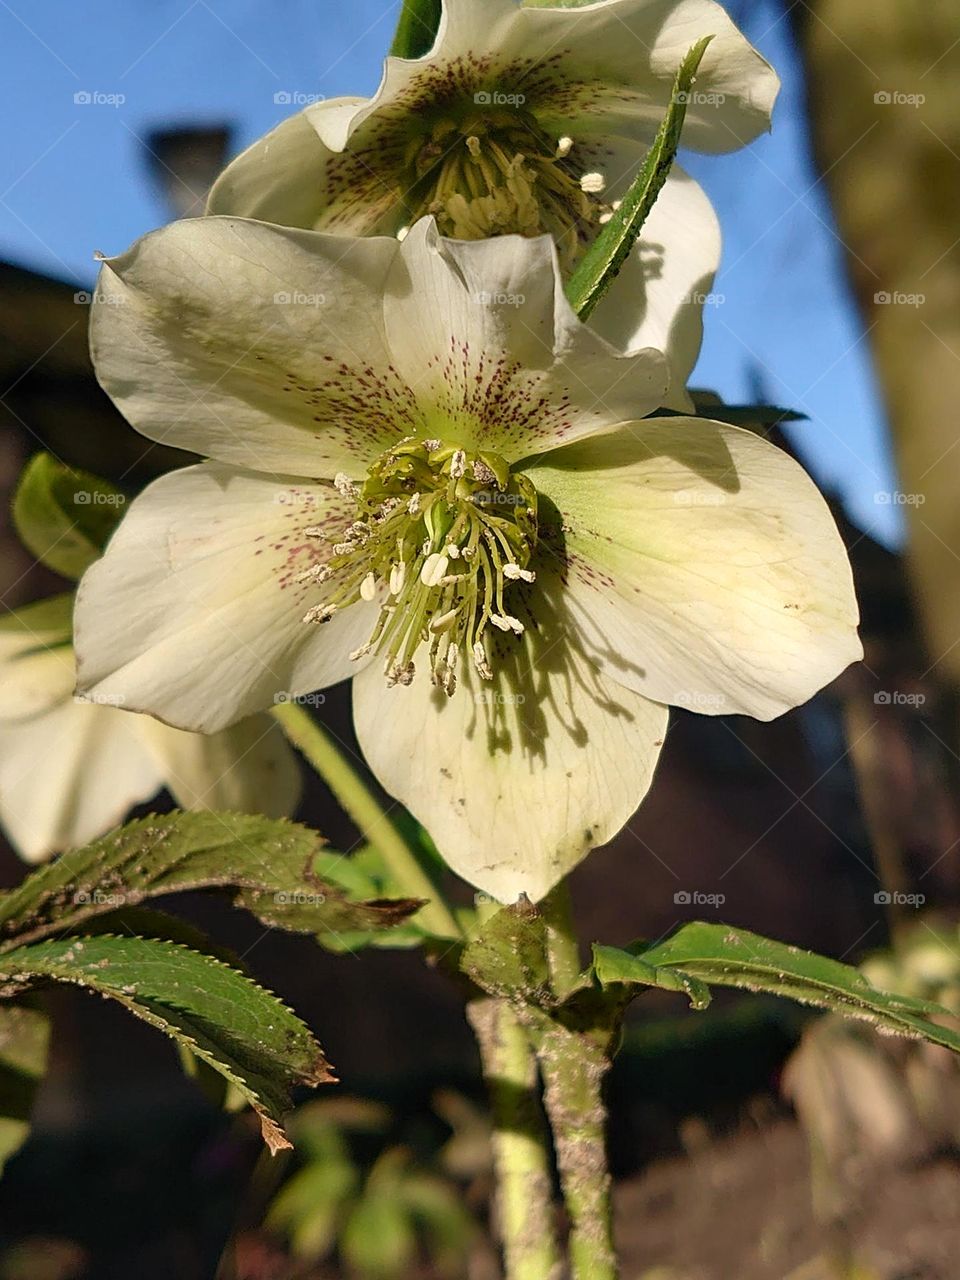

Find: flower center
303;438;538;693
401;109;610;270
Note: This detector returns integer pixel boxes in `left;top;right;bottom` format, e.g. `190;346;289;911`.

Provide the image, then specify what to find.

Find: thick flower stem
536;1016;617;1280
466;997;563;1280
535;880;618;1280
271;701;461;939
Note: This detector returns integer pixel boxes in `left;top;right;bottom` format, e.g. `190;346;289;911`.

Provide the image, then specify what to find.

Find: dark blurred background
2;2;960;1277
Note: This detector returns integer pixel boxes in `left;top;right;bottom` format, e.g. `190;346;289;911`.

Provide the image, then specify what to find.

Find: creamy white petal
206;103;403;235
529;418;861;720
499;0;779;154
133;713;301;819
353;567;668;902
0;595;76;721
91;217;408;478
384;219;668;459
74;464;376;733
315;0;776;158
0;698;164;863
0;647;76;721
588;164;720;408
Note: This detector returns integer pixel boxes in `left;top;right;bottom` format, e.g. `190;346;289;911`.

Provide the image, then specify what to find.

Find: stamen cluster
401;110;611;268
303;438;538;693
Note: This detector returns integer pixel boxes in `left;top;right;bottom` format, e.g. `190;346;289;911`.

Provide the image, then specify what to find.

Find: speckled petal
383;219;668;460
91;217;412;479
74;463;377;733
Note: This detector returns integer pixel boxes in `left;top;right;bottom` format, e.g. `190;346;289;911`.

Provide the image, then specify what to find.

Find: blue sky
0;0;901;543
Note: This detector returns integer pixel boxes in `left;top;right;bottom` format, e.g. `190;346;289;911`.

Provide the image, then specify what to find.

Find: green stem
466;997;562;1280
272;701;461;939
541;881;582;999
389;0;441;58
536;1015;617;1280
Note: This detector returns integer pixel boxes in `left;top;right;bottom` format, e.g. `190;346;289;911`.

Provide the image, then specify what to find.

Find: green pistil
401;111;606;270
305;439;538;692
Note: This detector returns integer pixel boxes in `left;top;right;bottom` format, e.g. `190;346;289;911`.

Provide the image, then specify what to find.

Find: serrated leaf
0;1002;49;1173
0;811;420;950
0;934;331;1151
459;902;551;1003
564;36;713;322
389;0;441;58
12;452;127;579
591;943;711;1010
611;923;960;1051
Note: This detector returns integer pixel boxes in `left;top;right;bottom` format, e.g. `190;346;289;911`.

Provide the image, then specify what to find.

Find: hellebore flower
207;0;779;400
74;217;859;901
0;594;300;861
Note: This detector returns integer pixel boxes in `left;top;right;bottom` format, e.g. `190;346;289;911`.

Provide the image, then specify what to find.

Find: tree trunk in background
798;0;960;683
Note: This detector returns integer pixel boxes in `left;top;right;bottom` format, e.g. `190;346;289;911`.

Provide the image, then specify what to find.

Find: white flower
207;0;779;404
75;216;859;903
0;594;300;863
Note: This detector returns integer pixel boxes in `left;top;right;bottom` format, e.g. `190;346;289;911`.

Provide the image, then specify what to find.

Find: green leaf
0;811;421;951
604;923;960;1052
12;452;127;579
564;36;714;322
0;1002;49;1174
388;0;441;59
0;934;331;1151
592;944;711;1011
0;593;74;647
459;902;551;1003
342;1186;418;1279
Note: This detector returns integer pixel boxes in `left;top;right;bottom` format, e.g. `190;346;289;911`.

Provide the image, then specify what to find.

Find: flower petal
206;102;403;235
383;219;668;459
0;699;164;862
504;0;779;154
74;464;376;733
133;713;301;819
353;566;668;903
0;596;76;722
91;216;408;477
528;418;861;720
589;164;720;408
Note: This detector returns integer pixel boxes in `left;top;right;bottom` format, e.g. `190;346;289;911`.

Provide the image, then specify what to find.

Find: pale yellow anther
420;552;449;587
